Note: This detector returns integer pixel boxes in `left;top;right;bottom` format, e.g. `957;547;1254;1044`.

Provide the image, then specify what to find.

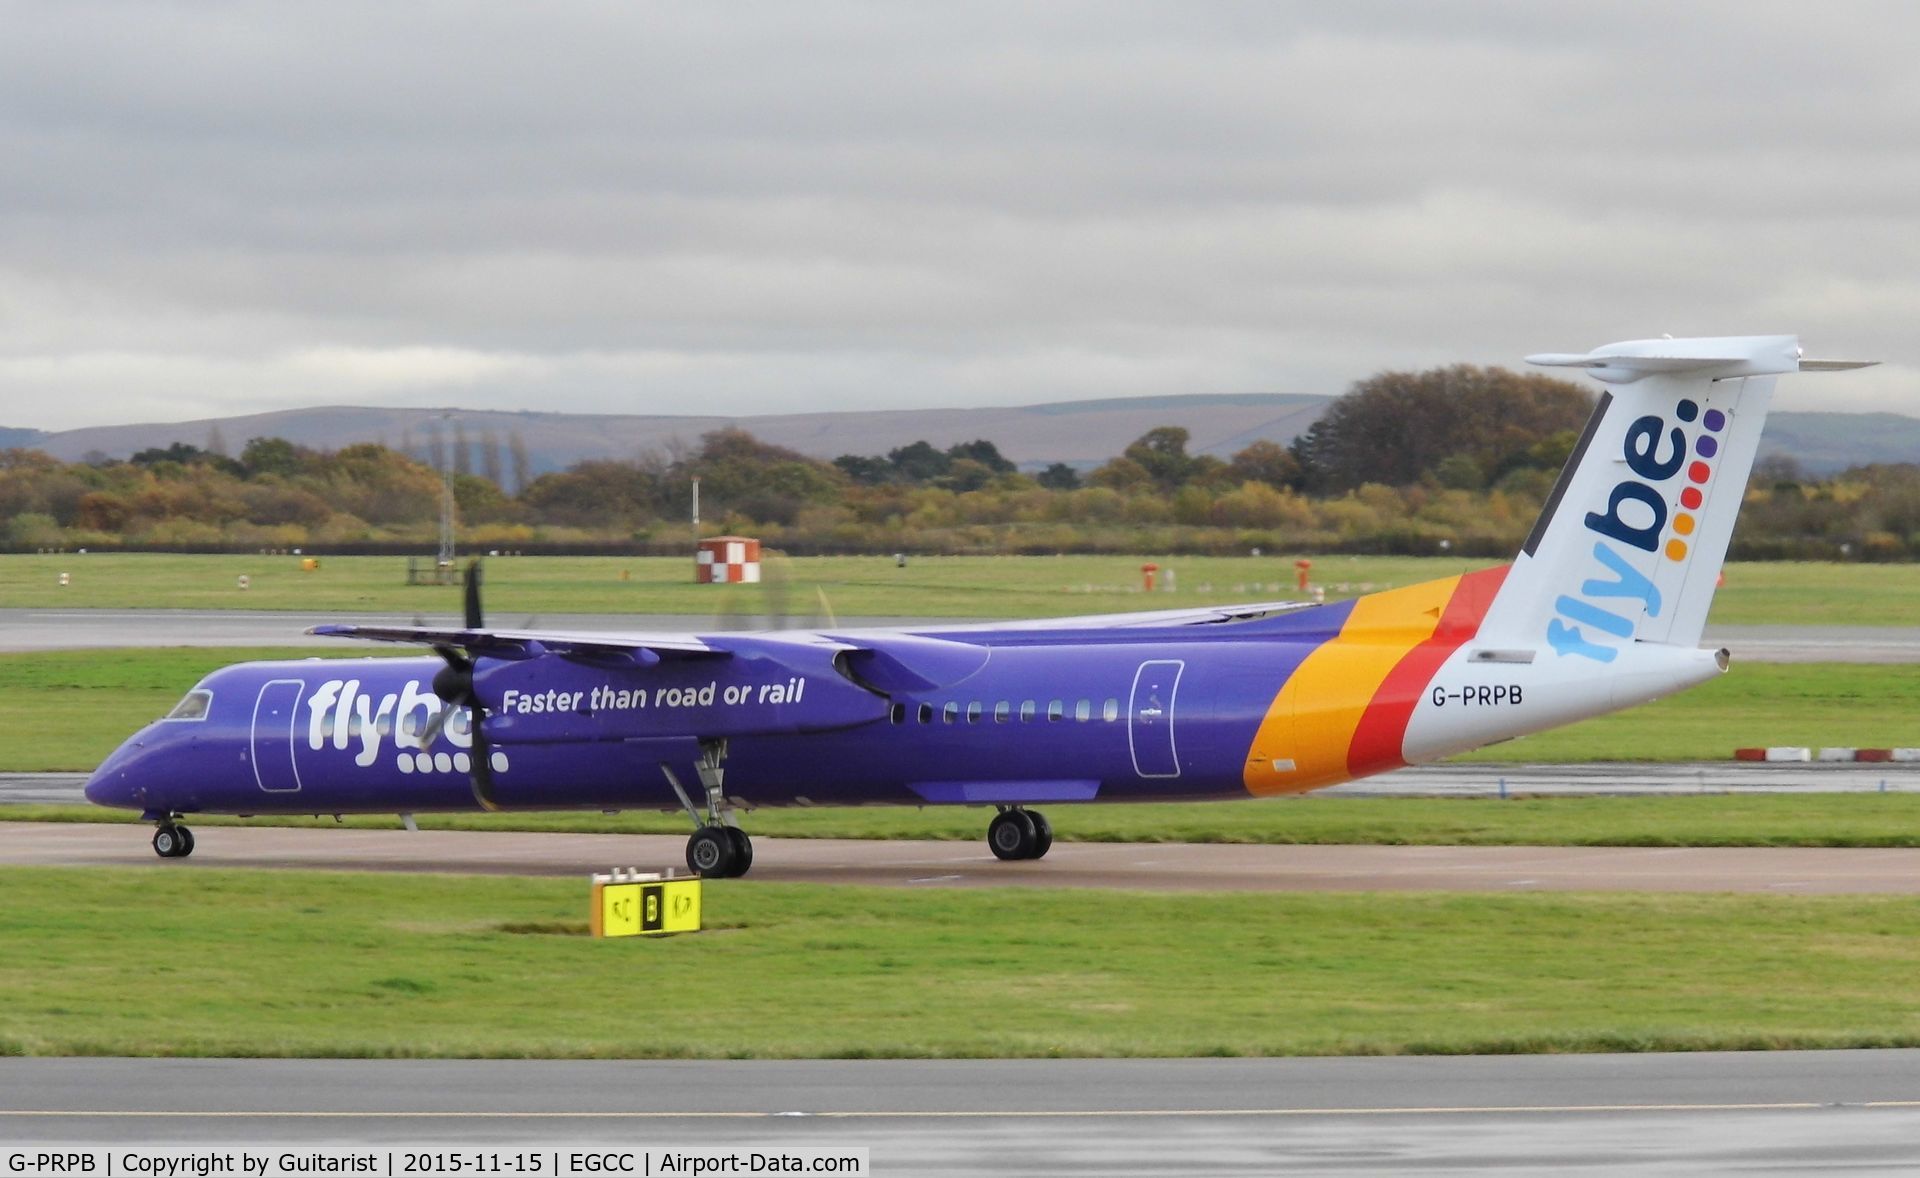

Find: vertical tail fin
1476;336;1872;660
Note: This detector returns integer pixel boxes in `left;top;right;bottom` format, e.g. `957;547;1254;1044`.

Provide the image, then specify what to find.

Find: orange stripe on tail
1346;565;1510;778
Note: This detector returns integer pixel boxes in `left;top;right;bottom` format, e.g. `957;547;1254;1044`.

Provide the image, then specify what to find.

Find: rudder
1477;335;1868;659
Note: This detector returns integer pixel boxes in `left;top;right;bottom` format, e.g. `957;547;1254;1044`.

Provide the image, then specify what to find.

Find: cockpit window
165;689;212;721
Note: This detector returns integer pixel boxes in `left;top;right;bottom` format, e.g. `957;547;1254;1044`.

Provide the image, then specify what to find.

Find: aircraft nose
85;740;148;812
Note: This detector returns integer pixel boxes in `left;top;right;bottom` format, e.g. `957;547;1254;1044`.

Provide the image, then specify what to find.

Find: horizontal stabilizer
1528;336;1877;384
1799;359;1878;372
1527;336;1801;383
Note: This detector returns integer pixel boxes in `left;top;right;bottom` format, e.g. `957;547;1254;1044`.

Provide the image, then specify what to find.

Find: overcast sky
3;1;1915;431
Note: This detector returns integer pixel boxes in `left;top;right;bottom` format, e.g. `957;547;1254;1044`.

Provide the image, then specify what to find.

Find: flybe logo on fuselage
1547;398;1728;663
303;679;487;778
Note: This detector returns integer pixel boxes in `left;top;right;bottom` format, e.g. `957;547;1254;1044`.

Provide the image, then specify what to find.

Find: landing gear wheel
152;824;193;859
988;809;1039;861
687;825;738;878
1028;811;1052;860
724;826;754;877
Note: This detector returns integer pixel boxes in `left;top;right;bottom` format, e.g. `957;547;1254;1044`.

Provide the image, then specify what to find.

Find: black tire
725;826;754;877
175;826;196;858
152;827;182;858
1028;811;1052;859
686;825;737;878
988;810;1038;861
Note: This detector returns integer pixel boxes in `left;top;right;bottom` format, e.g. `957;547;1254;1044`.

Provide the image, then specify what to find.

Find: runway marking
10;1101;1911;1120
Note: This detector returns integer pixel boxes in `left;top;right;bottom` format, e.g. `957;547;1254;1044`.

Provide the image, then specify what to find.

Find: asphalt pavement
6;1053;1920;1174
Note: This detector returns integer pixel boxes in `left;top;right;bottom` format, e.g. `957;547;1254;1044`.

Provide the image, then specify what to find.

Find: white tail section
1476;335;1871;661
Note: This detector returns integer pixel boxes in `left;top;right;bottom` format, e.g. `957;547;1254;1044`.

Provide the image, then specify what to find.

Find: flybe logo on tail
1548;398;1728;662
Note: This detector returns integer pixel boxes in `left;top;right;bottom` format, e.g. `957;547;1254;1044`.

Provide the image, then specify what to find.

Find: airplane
85;335;1873;876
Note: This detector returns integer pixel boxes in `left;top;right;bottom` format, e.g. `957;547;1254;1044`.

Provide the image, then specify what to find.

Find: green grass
1471;662;1920;762
0;647;408;771
23;793;1920;849
4;647;1914;773
6;867;1920;1058
3;551;1917;622
0;552;1432;616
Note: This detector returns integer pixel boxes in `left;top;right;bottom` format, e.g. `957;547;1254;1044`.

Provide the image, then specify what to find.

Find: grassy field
0;647;408;771
2;551;1917;623
5;867;1920;1058
3;647;1913;773
24;793;1920;849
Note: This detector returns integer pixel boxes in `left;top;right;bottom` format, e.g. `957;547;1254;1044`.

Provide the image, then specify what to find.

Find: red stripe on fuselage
1345;565;1511;778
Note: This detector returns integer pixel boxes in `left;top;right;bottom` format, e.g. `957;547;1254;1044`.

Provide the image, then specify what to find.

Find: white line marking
4;1100;1896;1120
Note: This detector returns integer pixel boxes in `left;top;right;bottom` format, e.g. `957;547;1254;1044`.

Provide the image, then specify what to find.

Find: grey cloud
1;1;1915;429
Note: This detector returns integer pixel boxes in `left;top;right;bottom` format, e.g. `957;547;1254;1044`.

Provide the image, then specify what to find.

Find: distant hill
26;395;1332;478
1757;412;1920;475
15;397;1920;479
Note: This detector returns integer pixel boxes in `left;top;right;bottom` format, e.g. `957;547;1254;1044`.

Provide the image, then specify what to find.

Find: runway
0;607;1913;661
10;821;1920;893
5;1053;1920;1174
12;759;1920;810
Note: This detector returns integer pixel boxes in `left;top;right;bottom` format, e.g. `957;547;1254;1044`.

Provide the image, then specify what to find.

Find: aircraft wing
923;600;1317;632
308;623;725;661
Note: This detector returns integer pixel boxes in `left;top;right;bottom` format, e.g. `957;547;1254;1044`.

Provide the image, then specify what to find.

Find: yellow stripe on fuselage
1242;575;1461;795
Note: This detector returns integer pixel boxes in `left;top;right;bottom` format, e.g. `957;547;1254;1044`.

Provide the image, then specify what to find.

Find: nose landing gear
152;818;195;859
987;806;1052;861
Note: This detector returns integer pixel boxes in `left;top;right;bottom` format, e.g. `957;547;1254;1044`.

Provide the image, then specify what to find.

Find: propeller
419;559;501;811
710;548;837;631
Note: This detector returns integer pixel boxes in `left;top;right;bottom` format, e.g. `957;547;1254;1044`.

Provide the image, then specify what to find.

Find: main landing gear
663;739;755;879
988;806;1052;861
151;817;195;859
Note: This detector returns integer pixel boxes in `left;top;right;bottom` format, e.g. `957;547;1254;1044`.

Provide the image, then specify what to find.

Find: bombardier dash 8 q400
88;336;1872;876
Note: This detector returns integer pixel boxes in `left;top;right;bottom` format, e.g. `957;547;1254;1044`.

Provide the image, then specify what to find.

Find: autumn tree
1290;365;1593;493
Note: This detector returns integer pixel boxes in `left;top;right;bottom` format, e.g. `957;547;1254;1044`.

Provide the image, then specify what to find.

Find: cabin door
251;679;305;793
1128;659;1183;778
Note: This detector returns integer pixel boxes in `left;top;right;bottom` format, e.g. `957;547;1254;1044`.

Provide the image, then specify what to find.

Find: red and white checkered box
695;536;762;584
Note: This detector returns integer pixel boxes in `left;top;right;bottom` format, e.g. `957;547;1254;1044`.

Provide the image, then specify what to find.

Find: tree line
1;365;1914;559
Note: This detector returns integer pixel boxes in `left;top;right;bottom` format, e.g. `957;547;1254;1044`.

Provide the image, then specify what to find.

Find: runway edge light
590;868;702;938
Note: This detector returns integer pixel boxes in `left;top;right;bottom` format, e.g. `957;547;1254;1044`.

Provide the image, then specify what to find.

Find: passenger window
1075;699;1091;722
1019;701;1035;722
890;703;906;725
967;702;982;723
918;703;934;724
994;701;1010;723
1048;700;1064;722
1103;698;1120;722
165;689;212;721
943;701;959;724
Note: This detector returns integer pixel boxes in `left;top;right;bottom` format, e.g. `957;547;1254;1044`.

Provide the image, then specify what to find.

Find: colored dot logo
1667;401;1727;561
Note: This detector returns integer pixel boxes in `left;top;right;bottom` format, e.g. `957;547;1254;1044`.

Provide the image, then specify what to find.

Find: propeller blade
463;559;484;629
762;551;791;629
418;705;452;751
468;705;501;811
423;574;501;812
